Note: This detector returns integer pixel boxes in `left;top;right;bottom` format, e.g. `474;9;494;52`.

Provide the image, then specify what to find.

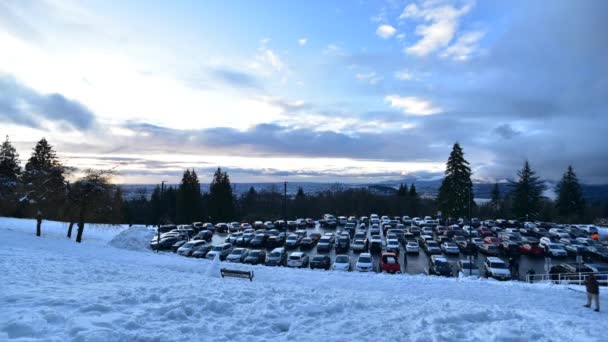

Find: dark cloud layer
0;75;96;130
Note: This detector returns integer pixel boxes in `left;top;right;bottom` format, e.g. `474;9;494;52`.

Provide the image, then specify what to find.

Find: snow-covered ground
1;217;606;341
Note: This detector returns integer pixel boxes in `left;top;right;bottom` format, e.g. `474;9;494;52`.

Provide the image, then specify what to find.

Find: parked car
369;237;383;255
310;255;331;270
191;244;212;258
317;237;333;253
287;252;309;268
243;250;266;265
352;239;368;253
380;252;401;274
226;248;249;263
266;247;287;266
541;242;568;257
171;240;188;253
206;243;233;261
428;255;452;277
356;253;374;272
484;257;511;280
386;239;401;255
225;232;243;244
423;240;442;255
333;255;351;271
458;259;480;277
309;232;322;243
479;244;501;256
299;237;315;250
335;236;350;253
441;242;460;255
519;243;545;257
249;234;268;249
192;230;213;242
285;234;302;249
177;240;207;257
406;241;420;254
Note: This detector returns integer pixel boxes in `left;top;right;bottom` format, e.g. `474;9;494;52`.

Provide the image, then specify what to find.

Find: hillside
1;218;606;341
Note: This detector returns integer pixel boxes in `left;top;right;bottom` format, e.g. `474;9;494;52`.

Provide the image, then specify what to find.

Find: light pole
468;183;473;276
156;180;167;253
283;181;287;251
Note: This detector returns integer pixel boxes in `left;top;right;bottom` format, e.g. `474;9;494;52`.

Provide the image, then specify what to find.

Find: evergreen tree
208;167;235;222
555;165;585;220
397;183;408;197
409;183;419;216
21;138;68;236
0;135;21;185
177;169;203;223
490;183;501;213
437;143;473;218
511;160;545;220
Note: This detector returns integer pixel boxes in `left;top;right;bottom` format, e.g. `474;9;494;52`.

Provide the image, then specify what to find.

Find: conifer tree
437;143;473;218
0;135;21;186
177;169;203;223
409;183;419;216
555;165;585;219
490;183;501;213
208;167;235;222
511;160;545;220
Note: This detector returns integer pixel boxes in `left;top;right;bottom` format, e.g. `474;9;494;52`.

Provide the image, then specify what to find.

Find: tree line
1;137;607;239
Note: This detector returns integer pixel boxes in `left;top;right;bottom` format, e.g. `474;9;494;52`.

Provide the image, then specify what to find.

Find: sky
1;0;607;184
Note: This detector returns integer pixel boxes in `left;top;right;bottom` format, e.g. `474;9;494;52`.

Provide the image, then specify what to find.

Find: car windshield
182;242;195;248
312;256;326;261
289;255;301;260
212;246;223;251
250;251;261;257
233;249;244;254
490;262;506;269
336;256;348;263
319;238;330;243
269;252;281;257
287;236;297;241
428;242;438;247
385;256;397;264
359;256;372;263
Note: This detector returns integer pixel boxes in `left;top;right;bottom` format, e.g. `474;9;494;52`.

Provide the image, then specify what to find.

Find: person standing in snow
584;273;600;312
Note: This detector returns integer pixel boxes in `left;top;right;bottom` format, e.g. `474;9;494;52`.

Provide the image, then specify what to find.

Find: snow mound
108;226;155;251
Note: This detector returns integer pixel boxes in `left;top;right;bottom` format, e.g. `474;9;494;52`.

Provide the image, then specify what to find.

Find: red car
484;236;502;246
520;243;544;256
380;252;401;274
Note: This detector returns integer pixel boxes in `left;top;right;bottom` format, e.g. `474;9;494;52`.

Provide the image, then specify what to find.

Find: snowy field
1;218;606;341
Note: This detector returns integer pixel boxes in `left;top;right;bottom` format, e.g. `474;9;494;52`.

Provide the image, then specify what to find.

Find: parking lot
192;220;591;279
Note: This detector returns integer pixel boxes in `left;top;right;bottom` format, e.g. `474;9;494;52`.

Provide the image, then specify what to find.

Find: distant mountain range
120;178;608;202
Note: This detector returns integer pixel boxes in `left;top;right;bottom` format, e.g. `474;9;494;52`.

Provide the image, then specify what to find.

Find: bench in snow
220;268;254;281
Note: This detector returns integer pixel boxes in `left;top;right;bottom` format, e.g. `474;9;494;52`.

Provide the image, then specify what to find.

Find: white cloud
355;72;383;85
260;37;271;45
376;24;397;39
394;69;414;80
298;38;307;46
396;33;406;40
440;30;485;61
400;1;474;57
385;95;442;115
256;49;284;72
323;44;345;56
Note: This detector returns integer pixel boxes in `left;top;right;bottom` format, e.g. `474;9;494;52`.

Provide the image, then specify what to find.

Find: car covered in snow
484;257;511;280
287;252;309;268
333;255;351;271
380;252;400;274
265;248;287;266
356;253;374;272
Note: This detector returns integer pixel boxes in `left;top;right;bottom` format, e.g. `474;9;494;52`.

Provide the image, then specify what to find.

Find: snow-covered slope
0;218;606;341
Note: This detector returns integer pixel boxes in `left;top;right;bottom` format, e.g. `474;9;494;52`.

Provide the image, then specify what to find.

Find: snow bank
108;225;155;252
1;218;607;341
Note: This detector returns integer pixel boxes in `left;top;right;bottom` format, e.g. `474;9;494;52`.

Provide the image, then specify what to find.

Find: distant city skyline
1;1;607;184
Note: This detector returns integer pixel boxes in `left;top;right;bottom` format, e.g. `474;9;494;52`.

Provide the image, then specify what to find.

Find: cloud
256;49;284;72
298;38;307;46
400;1;474;57
493;124;521;139
376;24;397;39
355;72;383;85
0;74;96;130
384;95;442;115
209;67;260;89
441;30;485;61
394;69;414;80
